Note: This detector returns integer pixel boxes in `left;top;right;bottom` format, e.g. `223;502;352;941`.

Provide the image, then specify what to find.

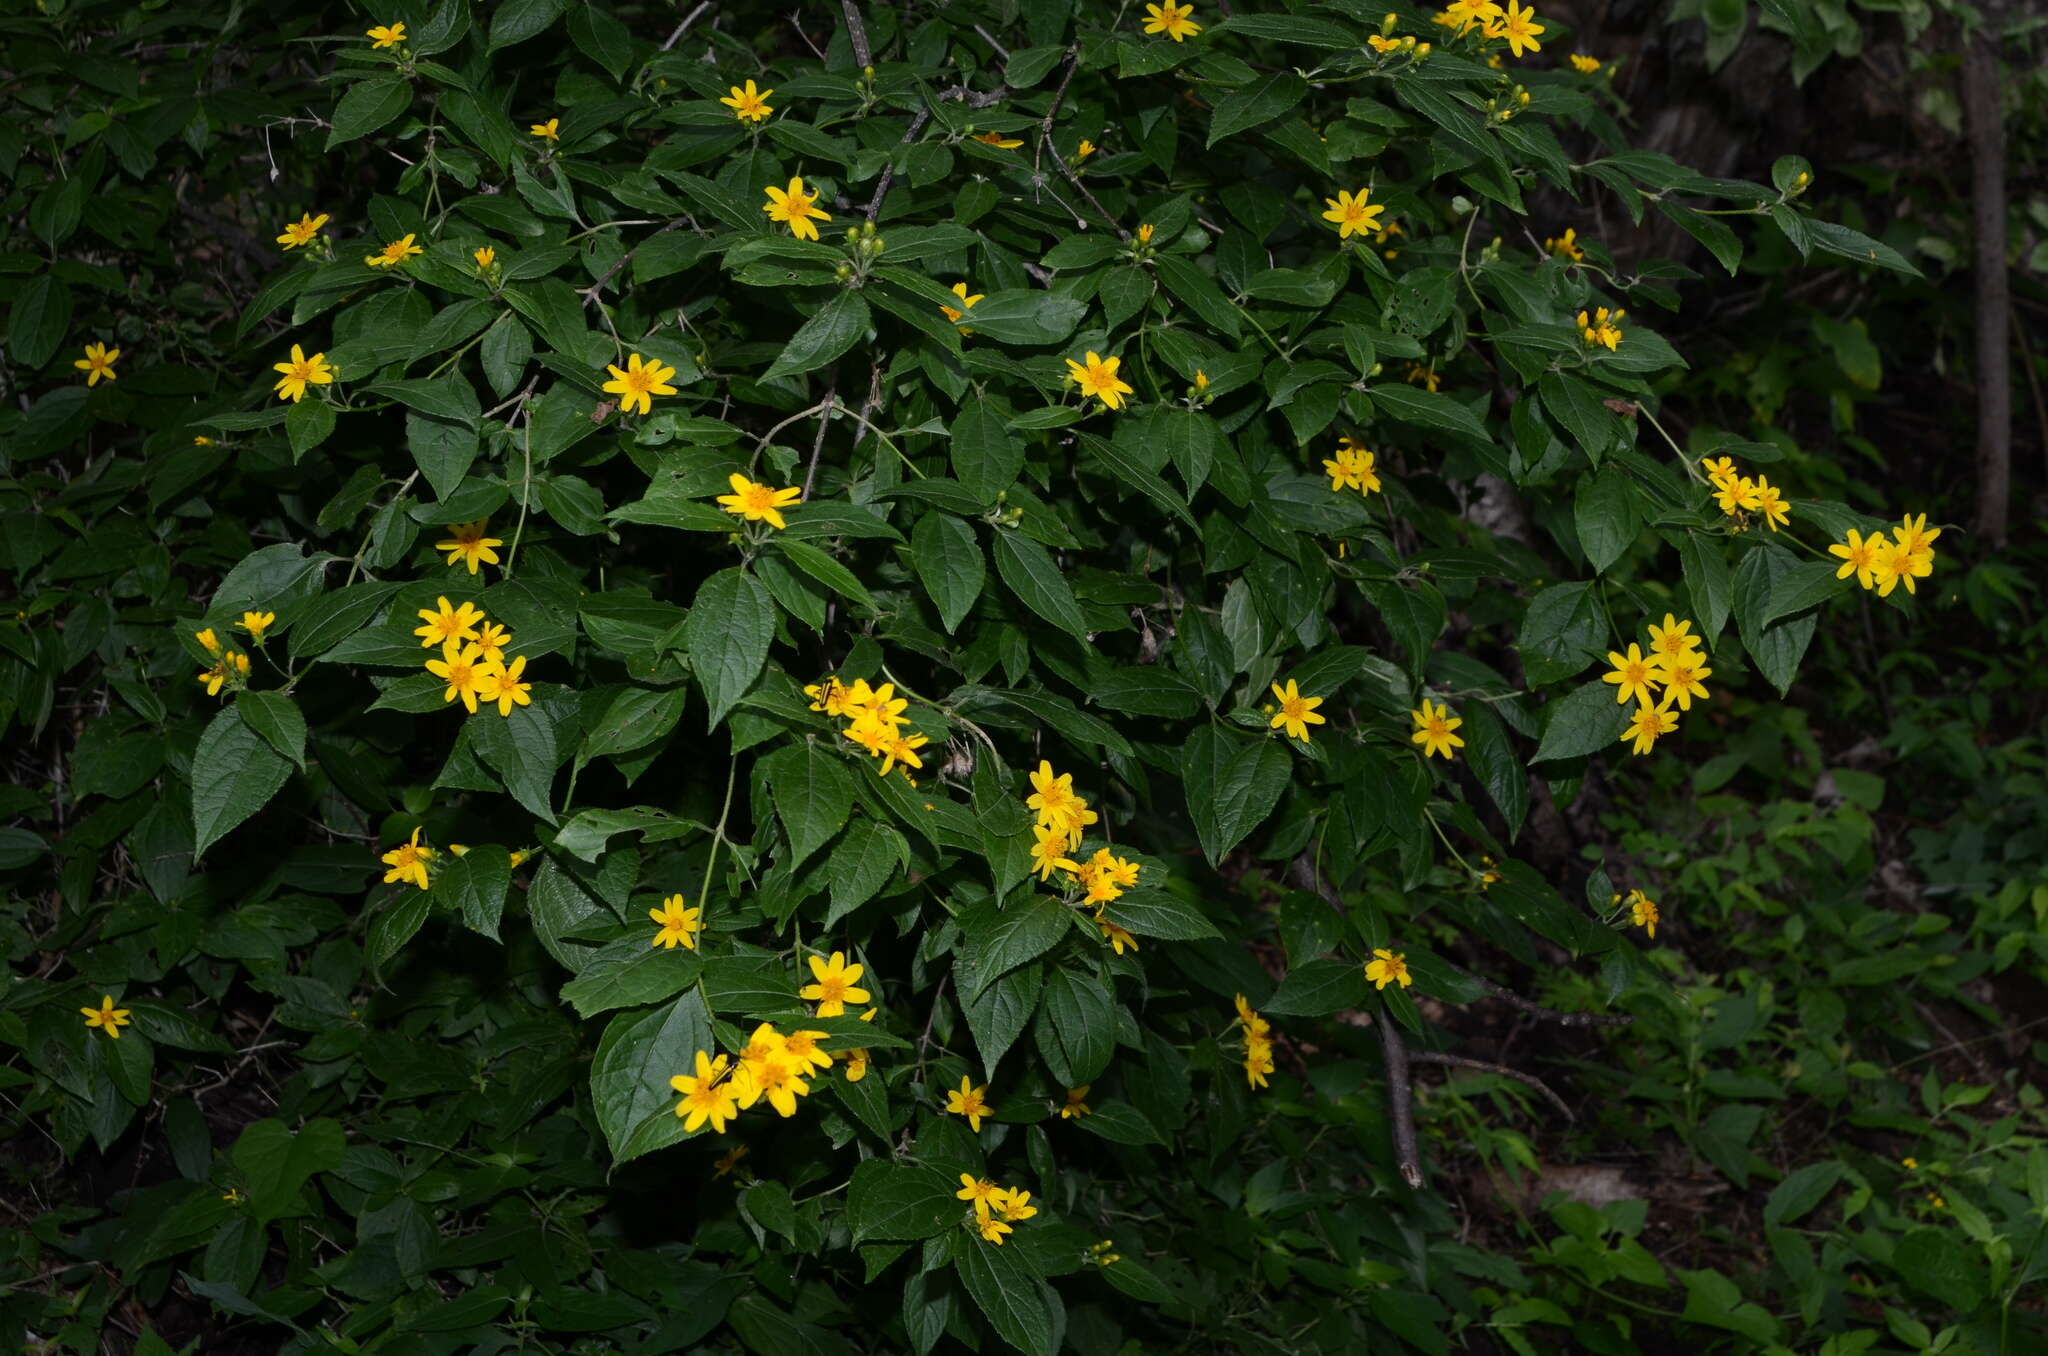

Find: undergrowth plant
5;1;2018;1352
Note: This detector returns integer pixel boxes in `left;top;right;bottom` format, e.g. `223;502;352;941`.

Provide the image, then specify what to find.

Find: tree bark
1962;25;2010;548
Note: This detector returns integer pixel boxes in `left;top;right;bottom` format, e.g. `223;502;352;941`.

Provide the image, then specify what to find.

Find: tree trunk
1962;25;2011;549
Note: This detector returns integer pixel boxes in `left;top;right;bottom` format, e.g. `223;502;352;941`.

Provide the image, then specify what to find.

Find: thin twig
505;398;535;578
1032;44;1082;178
865;107;931;221
1409;1050;1575;1121
973;22;1012;63
662;1;712;52
579;217;690;308
841;0;872;67
801;383;838;500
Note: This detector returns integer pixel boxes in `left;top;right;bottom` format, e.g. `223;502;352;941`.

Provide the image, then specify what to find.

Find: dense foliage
3;1;2044;1353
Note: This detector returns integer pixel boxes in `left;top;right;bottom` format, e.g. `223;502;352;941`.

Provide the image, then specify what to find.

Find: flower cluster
1321;435;1383;498
1602;613;1712;756
1023;761;1146;952
1234;994;1276;1089
1578;305;1625;350
1701;454;1791;532
956;1173;1041;1244
805;676;929;780
1828;513;1941;597
670;1022;836;1132
413;597;534;717
194;626;255;698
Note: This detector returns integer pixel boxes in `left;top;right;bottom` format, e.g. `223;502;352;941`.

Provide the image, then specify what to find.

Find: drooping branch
1377;1014;1424;1188
1408;1050;1574;1121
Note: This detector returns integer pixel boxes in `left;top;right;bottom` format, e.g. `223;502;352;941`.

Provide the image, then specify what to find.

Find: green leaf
955;1232;1060;1356
1657;200;1742;276
1890;1229;1987;1311
825;819;907;927
911;513;984;634
434;844;512;940
1531;680;1633;764
1762;560;1848;625
1208;73;1309;147
957;959;1042;1077
1073;1099;1165;1146
234;690;307;770
1155;257;1241;340
230;1118;345;1226
9;274;73;370
1264;957;1367;1017
1459;702;1527;840
763;292;870;382
580;687;687;762
957;290;1086;345
1808;219;1921;277
1038;967;1115;1086
1734;547;1818;697
1517;582;1605;685
950;405;1025;506
1368;382;1491;446
1575;466;1640;573
1680;534;1733;644
1762;1161;1844;1228
993;531;1090;640
962;896;1074;997
1183;726;1291;865
373;372;481;425
683;567;774;728
470;702;560;824
560;936;706;1020
763;741;856;869
1538;373;1620;463
1101;888;1222;940
776;539;876;612
1678;1269;1780;1346
593;988;716;1163
489;0;567;50
190;706;293;858
327;79;413;150
286;398;337;459
1214;13;1359;47
848;1160;962;1242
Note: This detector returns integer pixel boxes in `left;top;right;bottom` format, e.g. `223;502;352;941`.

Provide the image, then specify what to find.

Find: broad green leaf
10;274;74;370
762;741;856;869
1734;546;1818;697
957;958;1042;1077
1208;73;1309;147
1037;967;1115;1086
824;819;907;927
1155;257;1241;340
1680;533;1733;645
763;292;870;382
470;702;560;824
1101;889;1222;940
1575;465;1639;573
1183;726;1291;865
847;1161;961;1243
489;0;568;50
776;539;876;612
1763;1161;1844;1228
434;844;512;940
1458;702;1527;840
560;935;706;1019
1368;382;1491;446
190;706;293;857
1531;680;1633;764
911;512;984;634
954;290;1086;345
1518;582;1605;685
955;1228;1059;1356
950;405;1024;506
234;690;306;770
230;1118;345;1226
682;567;774;729
591;988;713;1162
992;531;1090;640
327;79;412;149
1263;957;1367;1017
961;896;1073;997
580;687;687;761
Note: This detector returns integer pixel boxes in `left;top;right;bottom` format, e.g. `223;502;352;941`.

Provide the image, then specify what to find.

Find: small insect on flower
1321;188;1386;239
720;79;774;123
364;233;423;269
716;473;803;530
436;519;504;576
80;994;132;1039
1268;679;1326;742
1364;948;1413;990
670;1050;740;1132
762;176;831;241
75;342;121;386
649;894;702;950
272;344;335;403
1142;1;1202;41
366;21;406;49
276;211;329;249
1410;699;1465;759
1065;351;1135;411
380;827;434;891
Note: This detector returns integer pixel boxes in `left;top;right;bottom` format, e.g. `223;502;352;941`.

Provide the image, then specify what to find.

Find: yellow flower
436;519;504;575
529;117;560;141
1322;440;1382;495
366;21;406;49
1234;994;1270;1038
1902;1157;1919;1170
239;611;275;642
1577;306;1624;350
1645;614;1701;668
940;282;984;327
425;639;494;714
879;732;927;776
978;1216;1015;1244
1626;889;1659;938
1544;227;1584;261
734;1052;810;1118
670;1050;740;1132
473;245;496;271
1194;369;1209;392
1075;139;1097;161
1137;223;1155;244
1368;34;1400;52
716;472;803;529
1715;474;1762;517
1065;351;1134;410
276;211;329;249
271;343;335;403
1030;823;1081;881
801;950;871;1017
74;341;121;386
479;653;531;717
380;827;434;890
1655;656;1711;712
196;658;231;697
1700;455;1739;488
1096;913;1140;955
1062;1085;1093;1119
1869;538;1906;597
974;131;1024;149
648;893;700;952
1750;476;1791;531
80;994;132;1039
805;676;857;718
720;79;774;124
1321;188;1386;239
1410;699;1464;759
1142;1;1202;41
365;233;423;269
1492;0;1545;57
1891;512;1940;585
1621;701;1677;755
1364;948;1412;990
196;627;221;654
1442;0;1504;36
602;352;680;417
1570;52;1602;73
1602;643;1659;707
762;176;831;241
1268;679;1326;742
1829;528;1883;589
998;1187;1039;1222
779;1028;834;1076
193;435;213;445
1243;1034;1275;1089
957;1174;1005;1219
946;1076;992;1132
1404;361;1437;390
414;597;484;648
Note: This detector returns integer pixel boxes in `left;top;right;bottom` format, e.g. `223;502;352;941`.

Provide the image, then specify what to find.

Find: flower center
815;977;847;1003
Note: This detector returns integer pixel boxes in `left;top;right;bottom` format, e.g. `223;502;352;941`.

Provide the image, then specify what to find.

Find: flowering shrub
2;1;1980;1352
